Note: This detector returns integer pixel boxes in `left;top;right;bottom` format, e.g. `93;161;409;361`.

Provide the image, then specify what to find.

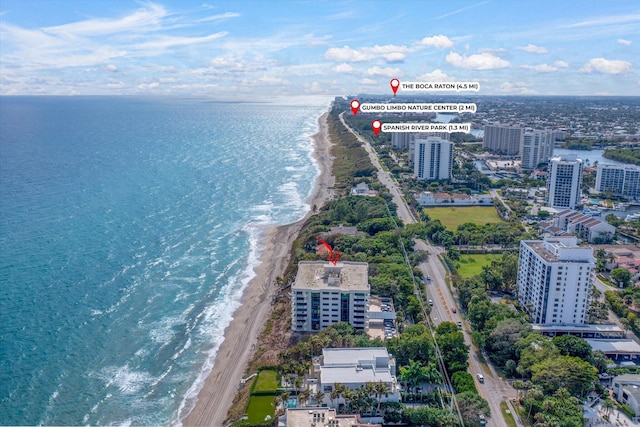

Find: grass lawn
245;395;276;424
253;369;279;393
500;401;518;427
456;254;500;278
424;206;503;230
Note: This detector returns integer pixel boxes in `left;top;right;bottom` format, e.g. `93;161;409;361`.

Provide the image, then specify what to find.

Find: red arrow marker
317;238;341;265
390;78;400;95
372;119;381;136
350;99;360;116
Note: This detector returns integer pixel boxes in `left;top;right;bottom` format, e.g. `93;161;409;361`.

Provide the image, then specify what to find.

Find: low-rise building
315;348;400;406
416;191;493;206
285;408;380;427
292;262;370;332
552;209;616;243
612;374;640;418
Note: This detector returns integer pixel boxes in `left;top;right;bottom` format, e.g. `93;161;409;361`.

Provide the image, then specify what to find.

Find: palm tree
342;388;354;414
374;381;390;414
298;389;311;407
314;390;325;406
602;398;614;417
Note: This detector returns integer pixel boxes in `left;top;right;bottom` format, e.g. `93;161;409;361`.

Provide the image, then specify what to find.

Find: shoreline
180;111;333;427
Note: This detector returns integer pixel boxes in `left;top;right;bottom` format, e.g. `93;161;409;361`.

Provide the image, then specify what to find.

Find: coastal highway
340;112;519;427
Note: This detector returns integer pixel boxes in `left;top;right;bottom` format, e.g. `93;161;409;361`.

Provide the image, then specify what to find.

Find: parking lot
367;297;397;340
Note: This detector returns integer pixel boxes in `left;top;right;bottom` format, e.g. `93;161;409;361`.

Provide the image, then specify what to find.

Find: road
339;113;519;427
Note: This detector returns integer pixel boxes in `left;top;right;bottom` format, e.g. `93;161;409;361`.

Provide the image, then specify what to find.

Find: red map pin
372;120;382;136
350;99;360;116
390;78;400;95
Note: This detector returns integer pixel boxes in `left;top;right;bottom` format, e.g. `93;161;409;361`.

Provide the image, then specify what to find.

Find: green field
253;370;279;393
456;254;500;278
424;206;503;230
245;395;276;424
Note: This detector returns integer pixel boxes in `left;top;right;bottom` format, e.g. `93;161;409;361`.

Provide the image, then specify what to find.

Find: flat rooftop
286;408;360;427
586;339;640;354
293;261;369;291
533;324;624;333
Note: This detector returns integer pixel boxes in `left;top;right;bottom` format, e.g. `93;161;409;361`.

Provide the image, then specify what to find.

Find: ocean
0;96;329;426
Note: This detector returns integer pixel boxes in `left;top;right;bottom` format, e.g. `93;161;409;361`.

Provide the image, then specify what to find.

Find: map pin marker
350;99;360;116
390;78;400;95
372;120;381;136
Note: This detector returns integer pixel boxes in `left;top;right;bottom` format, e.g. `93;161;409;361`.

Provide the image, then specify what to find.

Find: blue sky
1;0;638;98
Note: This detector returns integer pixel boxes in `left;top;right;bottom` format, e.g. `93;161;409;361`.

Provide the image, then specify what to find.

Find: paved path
340;112;520;427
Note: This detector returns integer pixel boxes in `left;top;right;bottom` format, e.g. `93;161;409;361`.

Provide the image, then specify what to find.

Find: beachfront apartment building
483;124;524;155
292;261;370;332
413;137;453;180
516;236;595;325
520;129;554;169
595;164;640;200
546;154;583;209
315;348;400;405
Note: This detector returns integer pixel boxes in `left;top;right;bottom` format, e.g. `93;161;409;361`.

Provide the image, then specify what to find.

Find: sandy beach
181;111;333;427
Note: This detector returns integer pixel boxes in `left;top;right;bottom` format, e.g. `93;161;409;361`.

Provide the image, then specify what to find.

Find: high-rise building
547;154;583;209
292;261;370;332
517;236;594;325
483;124;524;155
392;131;449;151
520;129;554;169
595;164;640;200
413;137;453;180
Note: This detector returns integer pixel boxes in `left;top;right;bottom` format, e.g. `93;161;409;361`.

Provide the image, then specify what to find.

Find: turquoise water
0;97;328;425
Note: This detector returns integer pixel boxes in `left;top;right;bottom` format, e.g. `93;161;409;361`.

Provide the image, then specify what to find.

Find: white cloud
416;69;454;82
257;76;289;85
445;52;510;70
418;35;454;49
360;78;377;85
332;63;358;73
105;64;118;72
196;12;241;23
499;81;535;94
553;60;569;68
618;38;632;46
43;3;168;37
520;64;557;73
133;32;227;51
366;66;402;77
580;58;633;74
517;44;548;54
137;81;160;90
324;44;410;63
304;81;323;93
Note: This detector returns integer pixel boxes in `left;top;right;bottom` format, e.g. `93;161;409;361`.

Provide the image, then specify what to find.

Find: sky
0;0;639;98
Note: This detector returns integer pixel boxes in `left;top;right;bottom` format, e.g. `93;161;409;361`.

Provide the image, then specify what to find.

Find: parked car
452;307;457;313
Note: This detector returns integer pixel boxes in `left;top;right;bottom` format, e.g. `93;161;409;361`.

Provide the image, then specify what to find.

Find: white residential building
517;236;595;325
392;131;450;151
595;164;640;200
285;408;370;427
553;209;616;243
292;261;370;332
546;154;583;209
520;129;554;169
413;137;453;180
612;374;640;417
483;124;524;155
316;348;400;405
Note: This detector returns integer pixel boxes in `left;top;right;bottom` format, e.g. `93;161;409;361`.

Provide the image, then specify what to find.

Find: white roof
586;339;640;354
320;365;393;385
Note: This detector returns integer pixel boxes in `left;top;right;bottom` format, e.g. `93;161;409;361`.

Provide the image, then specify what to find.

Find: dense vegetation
455;267;613;425
603;147;640;165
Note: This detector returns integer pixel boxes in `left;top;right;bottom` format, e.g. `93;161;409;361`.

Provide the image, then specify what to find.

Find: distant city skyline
1;0;639;98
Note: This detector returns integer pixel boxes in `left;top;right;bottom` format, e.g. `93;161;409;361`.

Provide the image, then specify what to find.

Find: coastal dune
181;112;333;427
